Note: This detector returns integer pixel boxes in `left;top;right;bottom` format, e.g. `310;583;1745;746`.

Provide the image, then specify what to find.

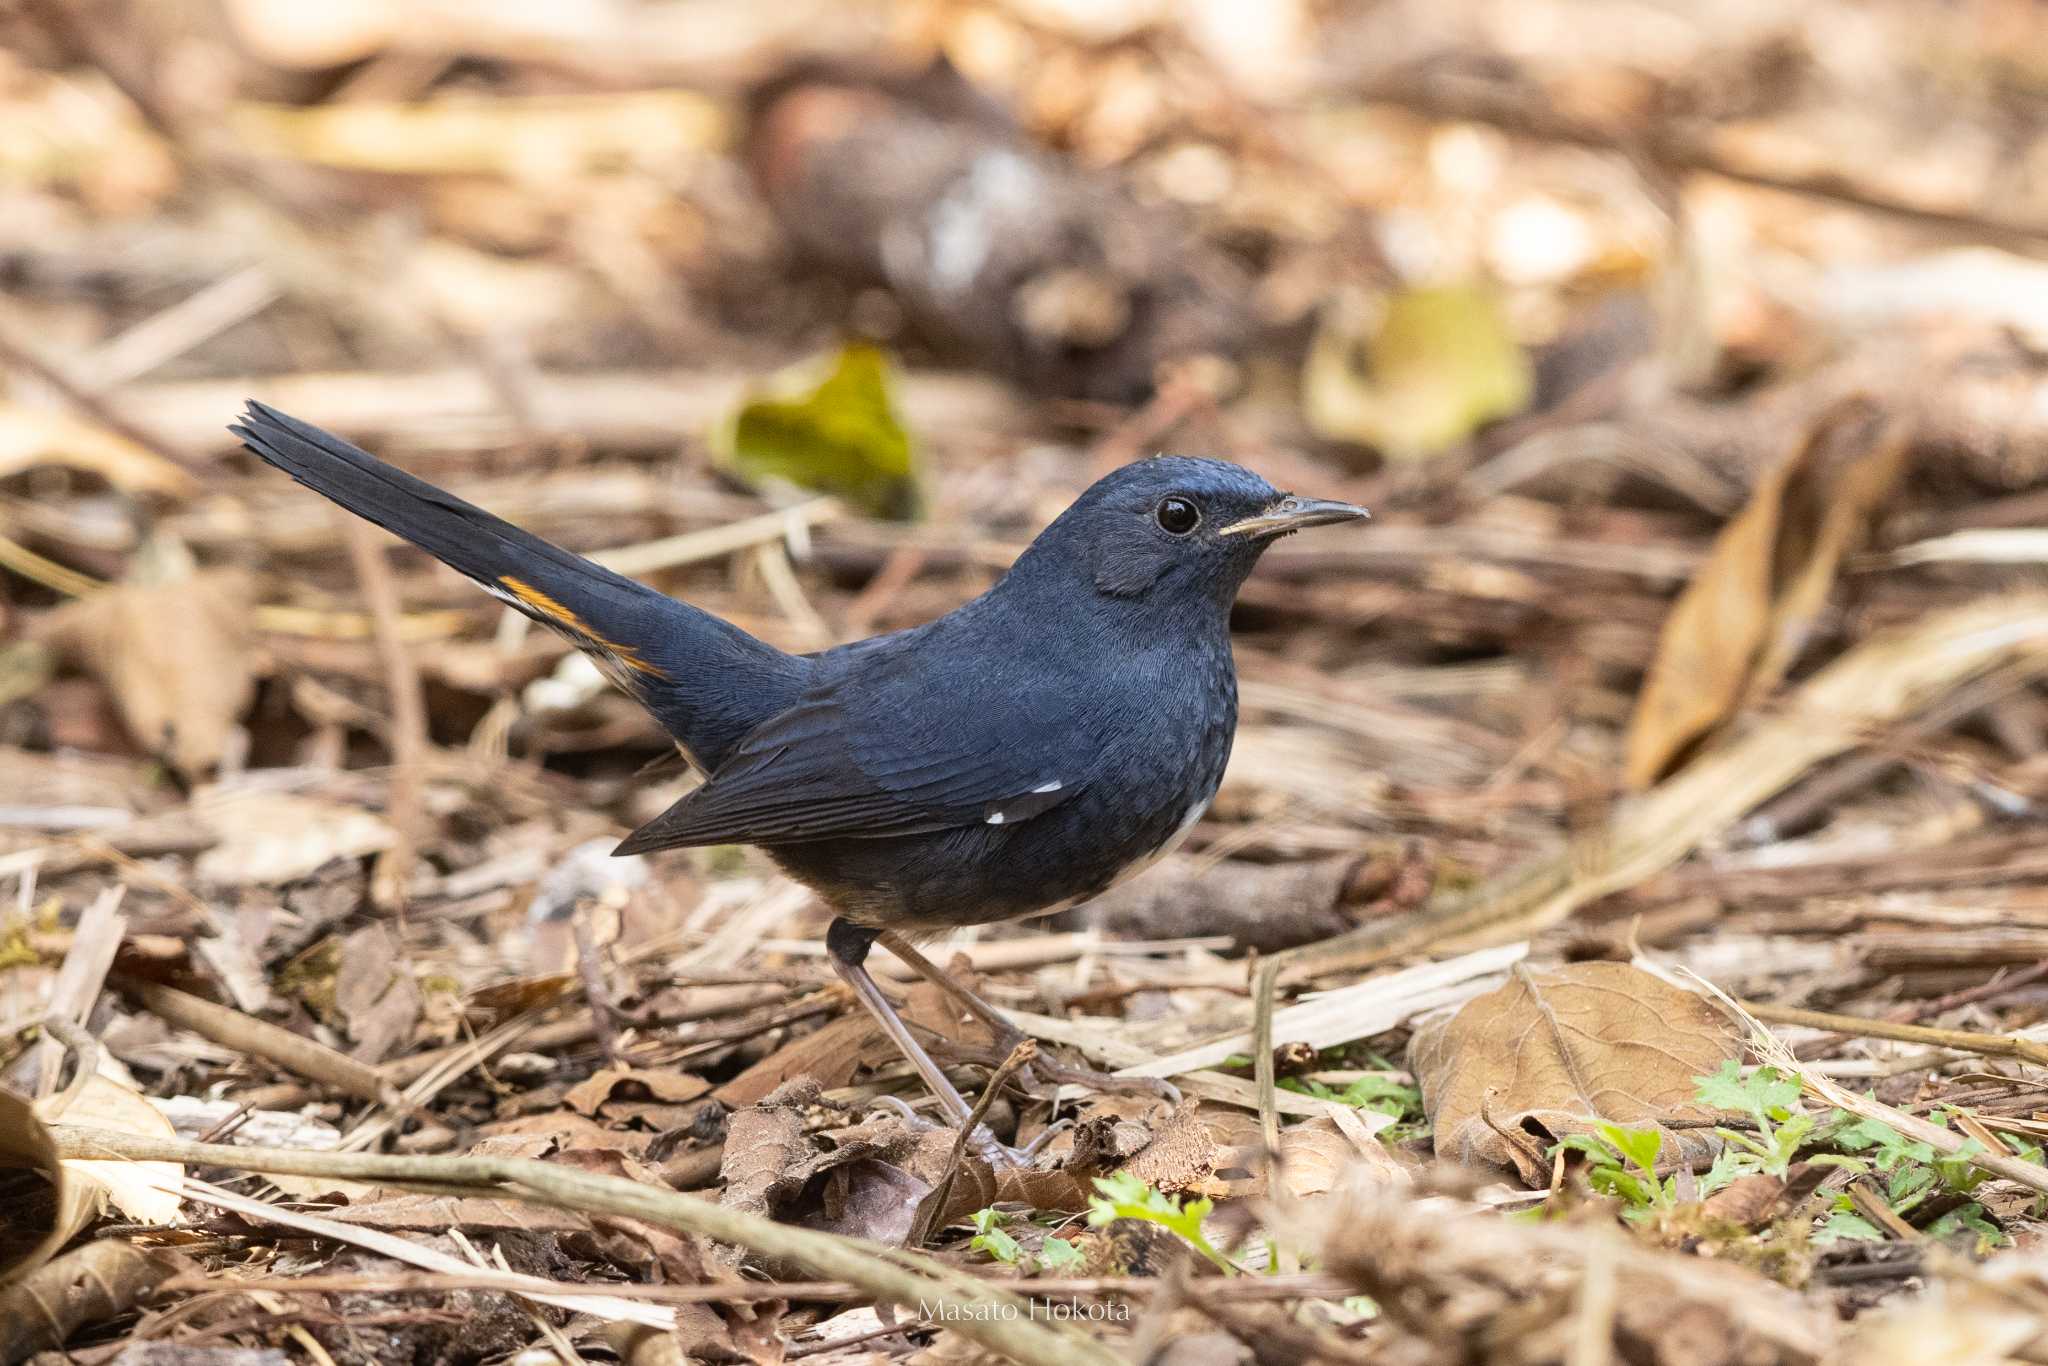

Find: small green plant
1086;1172;1235;1273
968;1208;1024;1265
1554;1122;1674;1220
1036;1235;1085;1272
1283;1073;1426;1127
1927;1202;2005;1253
1692;1061;1854;1193
1812;1203;1884;1245
967;1208;1089;1272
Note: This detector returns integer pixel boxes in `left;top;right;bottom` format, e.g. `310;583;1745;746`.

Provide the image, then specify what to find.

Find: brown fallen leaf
1697;1163;1829;1229
1122;1101;1234;1195
0;1086;88;1286
711;1012;877;1109
1272;1118;1397;1201
39;538;258;778
0;1073;185;1286
717;1078;823;1224
1411;961;1740;1185
565;1067;713;1118
1626;395;1909;786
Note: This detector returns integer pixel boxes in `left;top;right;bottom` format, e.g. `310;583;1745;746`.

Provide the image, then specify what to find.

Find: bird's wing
614;653;1080;853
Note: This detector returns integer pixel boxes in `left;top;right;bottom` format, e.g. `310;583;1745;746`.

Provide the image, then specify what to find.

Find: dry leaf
1122;1101;1234;1194
2;1073;184;1284
0;1086;89;1285
193;790;397;886
1625;395;1909;787
1411;961;1739;1185
0;404;197;498
40;542;258;777
1274;1119;1378;1200
48;1074;184;1227
712;1013;876;1108
565;1067;712;1118
717;1081;817;1222
1698;1164;1828;1229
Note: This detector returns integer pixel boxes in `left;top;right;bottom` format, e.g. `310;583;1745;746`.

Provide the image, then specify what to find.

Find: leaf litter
12;1;2048;1362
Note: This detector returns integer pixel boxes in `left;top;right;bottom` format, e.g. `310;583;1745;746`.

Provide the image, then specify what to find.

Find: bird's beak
1218;495;1371;540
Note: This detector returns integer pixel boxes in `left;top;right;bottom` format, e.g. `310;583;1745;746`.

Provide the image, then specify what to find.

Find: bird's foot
867;1096;1070;1169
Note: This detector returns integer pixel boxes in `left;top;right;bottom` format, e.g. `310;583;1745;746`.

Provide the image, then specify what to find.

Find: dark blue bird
231;402;1367;1151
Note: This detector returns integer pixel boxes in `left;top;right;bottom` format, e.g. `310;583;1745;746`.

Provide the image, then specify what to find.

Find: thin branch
50;1125;1122;1366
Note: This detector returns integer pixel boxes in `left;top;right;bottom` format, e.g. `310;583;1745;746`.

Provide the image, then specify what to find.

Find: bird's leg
874;930;1027;1046
875;929;1181;1106
827;919;1043;1164
828;920;976;1123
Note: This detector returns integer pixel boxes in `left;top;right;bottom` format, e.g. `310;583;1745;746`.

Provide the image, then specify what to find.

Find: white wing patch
985;778;1065;826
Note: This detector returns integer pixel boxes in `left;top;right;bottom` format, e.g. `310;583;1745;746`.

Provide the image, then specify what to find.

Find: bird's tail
231;401;804;767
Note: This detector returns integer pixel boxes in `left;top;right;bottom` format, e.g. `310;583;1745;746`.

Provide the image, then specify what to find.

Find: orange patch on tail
498;576;667;678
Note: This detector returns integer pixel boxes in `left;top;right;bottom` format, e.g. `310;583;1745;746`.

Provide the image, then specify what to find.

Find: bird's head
1022;455;1369;608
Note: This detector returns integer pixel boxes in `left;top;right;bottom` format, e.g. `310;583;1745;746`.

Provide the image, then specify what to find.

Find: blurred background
8;0;2048;1123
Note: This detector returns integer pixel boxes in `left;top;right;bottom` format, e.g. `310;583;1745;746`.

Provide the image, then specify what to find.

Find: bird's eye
1155;497;1200;535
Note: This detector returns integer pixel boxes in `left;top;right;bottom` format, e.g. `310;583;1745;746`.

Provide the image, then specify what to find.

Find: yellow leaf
42;1075;182;1227
0;404;196;498
1304;285;1531;460
714;343;922;520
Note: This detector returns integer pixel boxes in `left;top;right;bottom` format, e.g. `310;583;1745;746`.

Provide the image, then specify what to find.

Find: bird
230;401;1368;1159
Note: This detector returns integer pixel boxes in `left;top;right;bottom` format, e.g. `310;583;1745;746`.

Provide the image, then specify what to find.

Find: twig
121;370;1020;457
1568;1235;1619;1366
342;516;427;913
573;907;626;1068
1901;959;2048;1024
34;885;126;1095
153;1270;1354;1304
121;978;410;1113
36;1016;101;1119
51;1127;1124;1366
911;1039;1038;1248
81;266;280;390
1251;957;1282;1196
1737;1000;2048;1069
